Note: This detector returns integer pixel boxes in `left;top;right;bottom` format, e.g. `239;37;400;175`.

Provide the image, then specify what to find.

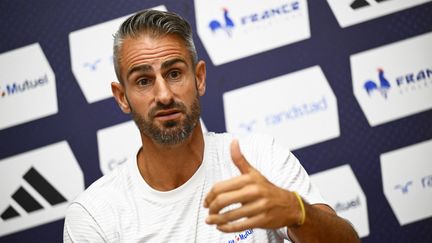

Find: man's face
116;34;206;145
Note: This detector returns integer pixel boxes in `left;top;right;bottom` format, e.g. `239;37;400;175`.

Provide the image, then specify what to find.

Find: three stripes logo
350;0;392;9
0;141;84;237
1;167;67;221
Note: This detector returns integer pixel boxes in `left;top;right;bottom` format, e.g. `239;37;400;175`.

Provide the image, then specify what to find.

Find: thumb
230;139;252;174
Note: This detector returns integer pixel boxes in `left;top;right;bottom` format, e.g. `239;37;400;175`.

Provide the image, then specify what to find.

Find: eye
136;78;152;86
166;70;182;81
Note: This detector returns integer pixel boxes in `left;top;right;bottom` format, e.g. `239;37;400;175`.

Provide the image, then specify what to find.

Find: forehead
120;34;191;65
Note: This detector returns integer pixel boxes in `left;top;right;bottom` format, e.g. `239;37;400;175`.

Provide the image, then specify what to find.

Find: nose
153;76;174;105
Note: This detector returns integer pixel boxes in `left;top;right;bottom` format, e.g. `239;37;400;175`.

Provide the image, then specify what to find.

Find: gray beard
129;95;201;146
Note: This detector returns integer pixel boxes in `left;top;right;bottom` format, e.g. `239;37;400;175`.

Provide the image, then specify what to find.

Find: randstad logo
394;181;413;194
208;1;300;37
381;139;432;225
363;68;391;99
238;97;329;133
393;175;432;195
1;74;48;99
227;229;254;243
82;55;113;72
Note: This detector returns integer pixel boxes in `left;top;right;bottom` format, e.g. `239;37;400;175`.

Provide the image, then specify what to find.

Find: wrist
292;191;306;227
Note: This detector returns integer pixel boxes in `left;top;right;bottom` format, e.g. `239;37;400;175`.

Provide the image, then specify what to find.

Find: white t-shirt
64;132;325;242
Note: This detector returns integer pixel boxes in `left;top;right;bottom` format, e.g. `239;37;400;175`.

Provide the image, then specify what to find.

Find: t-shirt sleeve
239;134;327;241
269;147;324;205
240;134;324;203
63;202;108;243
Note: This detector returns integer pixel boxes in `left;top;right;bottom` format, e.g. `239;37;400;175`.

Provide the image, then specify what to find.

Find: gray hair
113;9;198;84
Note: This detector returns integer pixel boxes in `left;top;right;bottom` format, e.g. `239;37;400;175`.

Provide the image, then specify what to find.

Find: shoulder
71;162;132;212
204;132;291;168
64;162;133;240
64;165;130;242
204;131;277;149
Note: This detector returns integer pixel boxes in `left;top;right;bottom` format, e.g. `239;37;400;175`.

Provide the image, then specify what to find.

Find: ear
195;60;206;97
111;82;131;113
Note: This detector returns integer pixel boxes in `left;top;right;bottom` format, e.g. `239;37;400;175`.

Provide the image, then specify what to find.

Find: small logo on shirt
226;229;254;243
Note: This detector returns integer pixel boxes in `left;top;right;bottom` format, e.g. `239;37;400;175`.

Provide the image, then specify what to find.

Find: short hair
113;9;198;84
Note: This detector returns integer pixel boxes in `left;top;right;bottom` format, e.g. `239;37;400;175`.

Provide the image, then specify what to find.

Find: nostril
155;91;174;105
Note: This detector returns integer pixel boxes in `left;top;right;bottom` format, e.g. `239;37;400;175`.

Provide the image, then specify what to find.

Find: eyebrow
161;58;188;70
126;58;188;80
126;64;152;80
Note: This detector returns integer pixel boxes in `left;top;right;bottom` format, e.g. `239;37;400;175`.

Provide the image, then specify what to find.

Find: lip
154;109;182;121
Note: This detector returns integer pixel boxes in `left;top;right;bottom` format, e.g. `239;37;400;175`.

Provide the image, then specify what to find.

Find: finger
207;185;259;214
206;198;264;225
230;139;253;174
217;214;267;233
204;175;253;208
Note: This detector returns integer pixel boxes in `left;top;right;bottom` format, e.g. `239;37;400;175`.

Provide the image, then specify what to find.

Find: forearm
287;203;360;243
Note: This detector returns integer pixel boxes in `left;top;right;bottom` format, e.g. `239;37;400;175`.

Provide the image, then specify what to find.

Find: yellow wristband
293;191;306;226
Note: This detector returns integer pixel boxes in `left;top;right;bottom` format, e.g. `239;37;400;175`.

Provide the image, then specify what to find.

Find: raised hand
203;139;303;232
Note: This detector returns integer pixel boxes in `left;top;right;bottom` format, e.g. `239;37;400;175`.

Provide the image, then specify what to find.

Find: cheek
180;88;198;104
127;94;151;114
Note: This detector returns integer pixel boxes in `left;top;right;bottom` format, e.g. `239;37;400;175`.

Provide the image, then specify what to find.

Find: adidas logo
1;167;67;221
0;141;84;237
350;0;392;9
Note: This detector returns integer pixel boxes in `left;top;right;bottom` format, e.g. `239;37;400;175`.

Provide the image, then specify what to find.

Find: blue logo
82;55;113;72
363;68;391;99
395;67;432;89
363;67;432;98
237;97;328;133
394;181;413;194
421;175;432;189
83;58;102;71
208;1;301;37
1;74;48;99
238;120;257;133
393;175;432;195
227;229;254;243
209;8;235;37
265;97;328;126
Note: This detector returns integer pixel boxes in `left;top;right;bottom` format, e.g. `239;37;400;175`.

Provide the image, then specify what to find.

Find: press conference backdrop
1;0;431;242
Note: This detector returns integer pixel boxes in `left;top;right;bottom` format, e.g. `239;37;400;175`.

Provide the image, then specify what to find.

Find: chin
162;120;180;128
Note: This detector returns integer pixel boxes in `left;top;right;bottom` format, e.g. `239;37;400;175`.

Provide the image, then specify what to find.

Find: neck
137;123;205;191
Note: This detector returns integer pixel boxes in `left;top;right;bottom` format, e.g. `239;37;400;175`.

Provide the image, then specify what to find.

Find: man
64;9;359;242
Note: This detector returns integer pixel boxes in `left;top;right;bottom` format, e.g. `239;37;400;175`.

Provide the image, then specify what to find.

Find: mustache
148;101;187;117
